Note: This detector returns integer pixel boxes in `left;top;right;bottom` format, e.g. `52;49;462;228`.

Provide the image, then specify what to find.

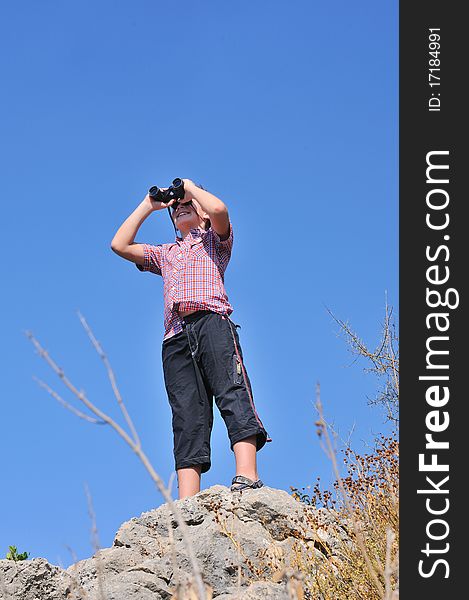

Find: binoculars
148;178;185;207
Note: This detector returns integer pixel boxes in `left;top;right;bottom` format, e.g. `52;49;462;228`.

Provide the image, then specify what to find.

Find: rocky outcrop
0;485;347;599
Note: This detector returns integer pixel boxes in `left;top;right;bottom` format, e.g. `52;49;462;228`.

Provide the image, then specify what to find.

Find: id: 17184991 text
428;28;441;112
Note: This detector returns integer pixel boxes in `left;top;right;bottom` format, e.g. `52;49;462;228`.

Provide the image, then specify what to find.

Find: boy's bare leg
177;465;202;499
233;435;259;481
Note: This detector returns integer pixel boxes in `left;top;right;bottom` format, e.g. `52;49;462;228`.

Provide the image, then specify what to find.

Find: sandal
231;475;264;492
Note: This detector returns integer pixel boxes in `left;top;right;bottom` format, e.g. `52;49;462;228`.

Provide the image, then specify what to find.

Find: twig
326;298;399;425
77;311;141;447
84;482;106;600
33;377;106;425
25;318;208;600
63;543;93;600
65;544;79;565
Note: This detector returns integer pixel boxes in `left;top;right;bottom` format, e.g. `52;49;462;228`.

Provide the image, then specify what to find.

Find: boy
111;179;271;499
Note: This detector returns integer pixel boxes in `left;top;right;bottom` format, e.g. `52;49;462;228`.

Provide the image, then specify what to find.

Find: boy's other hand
143;189;178;212
182;179;196;202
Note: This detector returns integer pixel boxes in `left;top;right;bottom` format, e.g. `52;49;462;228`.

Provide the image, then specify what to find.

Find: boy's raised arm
183;179;230;240
110;192;175;265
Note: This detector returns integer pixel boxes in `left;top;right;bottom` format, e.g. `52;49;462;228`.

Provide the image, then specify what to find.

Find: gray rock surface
0;485;346;599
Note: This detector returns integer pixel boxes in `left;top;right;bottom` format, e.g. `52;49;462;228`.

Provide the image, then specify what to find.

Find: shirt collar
176;227;206;244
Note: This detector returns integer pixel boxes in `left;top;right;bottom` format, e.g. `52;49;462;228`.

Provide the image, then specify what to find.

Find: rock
0;485;349;599
0;557;75;599
215;581;288;599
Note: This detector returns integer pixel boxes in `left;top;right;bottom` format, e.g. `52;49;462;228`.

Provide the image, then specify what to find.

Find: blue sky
1;1;398;568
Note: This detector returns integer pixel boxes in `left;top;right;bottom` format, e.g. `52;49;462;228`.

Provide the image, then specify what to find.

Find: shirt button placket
172;260;179;296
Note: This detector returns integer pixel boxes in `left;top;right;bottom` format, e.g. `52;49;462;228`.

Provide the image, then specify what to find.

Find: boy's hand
143;189;178;212
182;179;196;202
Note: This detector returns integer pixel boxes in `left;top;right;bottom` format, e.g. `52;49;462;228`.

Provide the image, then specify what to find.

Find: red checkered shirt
136;221;234;341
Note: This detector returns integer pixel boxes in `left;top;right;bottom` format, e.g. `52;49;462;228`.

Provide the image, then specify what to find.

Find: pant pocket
232;354;244;385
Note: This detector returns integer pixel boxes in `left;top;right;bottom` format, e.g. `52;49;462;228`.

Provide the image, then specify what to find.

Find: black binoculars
148;178;185;207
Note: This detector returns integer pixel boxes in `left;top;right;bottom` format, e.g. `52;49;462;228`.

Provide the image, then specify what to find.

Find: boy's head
171;183;211;233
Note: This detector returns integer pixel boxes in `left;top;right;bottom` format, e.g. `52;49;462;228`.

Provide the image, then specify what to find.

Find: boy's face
173;199;209;231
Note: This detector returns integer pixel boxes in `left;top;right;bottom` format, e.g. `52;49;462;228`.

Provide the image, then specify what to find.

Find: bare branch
33;376;106;425
325;299;399;426
77;311;141;449
26;326;208;600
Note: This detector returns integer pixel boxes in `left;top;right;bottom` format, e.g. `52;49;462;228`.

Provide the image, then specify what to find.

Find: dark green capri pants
162;310;271;474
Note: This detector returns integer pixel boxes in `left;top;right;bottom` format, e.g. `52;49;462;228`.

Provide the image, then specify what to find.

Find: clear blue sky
1;1;397;568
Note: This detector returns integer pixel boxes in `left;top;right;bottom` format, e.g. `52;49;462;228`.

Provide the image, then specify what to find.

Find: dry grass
291;430;399;599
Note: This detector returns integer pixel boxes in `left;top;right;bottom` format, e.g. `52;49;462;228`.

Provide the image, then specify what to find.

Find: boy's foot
230;475;264;492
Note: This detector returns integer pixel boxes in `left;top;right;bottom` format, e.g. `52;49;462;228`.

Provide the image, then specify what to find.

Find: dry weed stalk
231;493;243;593
25;311;207;600
384;528;399;600
162;473;213;600
59;545;91;600
171;579;213;600
56;486;107;600
164;472;180;593
315;384;385;598
84;483;106;600
208;499;261;582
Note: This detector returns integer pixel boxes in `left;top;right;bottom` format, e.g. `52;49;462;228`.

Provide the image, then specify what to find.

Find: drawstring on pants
182;320;199;360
